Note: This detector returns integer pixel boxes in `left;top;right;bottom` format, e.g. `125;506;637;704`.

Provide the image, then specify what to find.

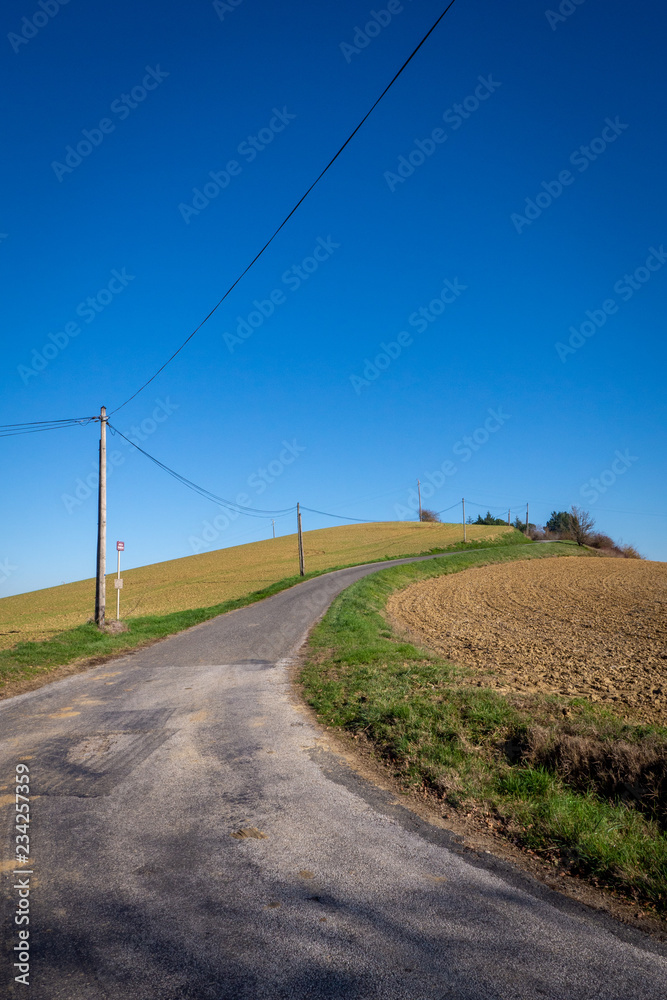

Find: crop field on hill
388;556;667;724
0;521;513;651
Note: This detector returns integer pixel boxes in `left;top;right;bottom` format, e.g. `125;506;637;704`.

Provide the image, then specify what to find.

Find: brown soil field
0;521;512;650
387;556;667;725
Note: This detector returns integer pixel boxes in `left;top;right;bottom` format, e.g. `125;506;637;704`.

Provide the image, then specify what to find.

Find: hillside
0;521;514;649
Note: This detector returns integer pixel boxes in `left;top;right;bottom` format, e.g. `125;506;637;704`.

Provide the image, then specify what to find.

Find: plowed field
387;556;667;724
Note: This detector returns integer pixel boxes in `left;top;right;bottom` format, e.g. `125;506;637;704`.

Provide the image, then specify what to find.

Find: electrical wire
108;0;459;416
435;501;461;514
108;423;296;518
299;506;378;523
465;500;514;511
0;416;96;438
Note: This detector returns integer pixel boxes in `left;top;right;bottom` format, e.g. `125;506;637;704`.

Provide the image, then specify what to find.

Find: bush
588;532;615;550
620;543;644;560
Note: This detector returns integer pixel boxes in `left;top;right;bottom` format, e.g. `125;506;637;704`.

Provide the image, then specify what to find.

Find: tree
546;510;571;535
475;510;508;526
569;506;595;546
420;509;441;522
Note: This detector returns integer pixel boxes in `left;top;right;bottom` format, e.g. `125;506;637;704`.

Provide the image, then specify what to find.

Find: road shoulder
289;630;667;948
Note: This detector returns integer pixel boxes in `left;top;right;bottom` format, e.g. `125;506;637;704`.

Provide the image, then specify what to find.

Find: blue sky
1;0;665;598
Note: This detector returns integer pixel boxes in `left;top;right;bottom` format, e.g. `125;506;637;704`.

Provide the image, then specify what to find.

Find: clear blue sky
1;0;665;598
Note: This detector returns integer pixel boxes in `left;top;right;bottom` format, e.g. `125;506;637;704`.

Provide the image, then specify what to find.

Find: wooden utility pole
526;501;529;536
507;509;511;526
417;479;422;522
462;497;466;543
94;406;107;627
272;519;275;539
297;503;305;576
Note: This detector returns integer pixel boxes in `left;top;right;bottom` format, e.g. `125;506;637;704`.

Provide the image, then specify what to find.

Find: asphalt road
1;555;665;998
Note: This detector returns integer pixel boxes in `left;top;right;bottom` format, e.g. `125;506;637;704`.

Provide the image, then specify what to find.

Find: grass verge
299;542;667;914
0;532;529;694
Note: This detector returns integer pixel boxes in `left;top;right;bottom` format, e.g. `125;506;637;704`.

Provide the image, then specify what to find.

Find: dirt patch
387;557;667;725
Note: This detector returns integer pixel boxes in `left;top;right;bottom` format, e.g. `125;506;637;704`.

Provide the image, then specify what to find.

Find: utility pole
297;503;305;576
462;497;466;543
526;501;529;537
272;519;275;539
508;509;511;526
417;479;422;522
94;406;107;627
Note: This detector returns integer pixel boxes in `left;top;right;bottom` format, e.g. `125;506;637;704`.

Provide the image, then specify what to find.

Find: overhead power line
435;502;461;514
107;423;296;519
465;500;513;511
300;505;381;523
0;416;96;438
108;0;459;416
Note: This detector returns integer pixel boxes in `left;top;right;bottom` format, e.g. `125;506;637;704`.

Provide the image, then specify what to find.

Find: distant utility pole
462;497;466;543
297;503;305;576
94;406;107;627
507;509;511;526
526;501;529;536
272;519;275;539
417;479;422;522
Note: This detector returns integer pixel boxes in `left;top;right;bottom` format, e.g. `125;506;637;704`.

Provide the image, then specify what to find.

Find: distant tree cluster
419;509;441;522
543;507;593;545
545;510;572;535
474;510;509;526
537;506;641;557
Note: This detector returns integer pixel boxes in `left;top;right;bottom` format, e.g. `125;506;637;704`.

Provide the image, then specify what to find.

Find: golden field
0;521;514;650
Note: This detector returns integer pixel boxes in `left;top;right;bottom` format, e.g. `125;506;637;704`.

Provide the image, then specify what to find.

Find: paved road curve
1;556;665;998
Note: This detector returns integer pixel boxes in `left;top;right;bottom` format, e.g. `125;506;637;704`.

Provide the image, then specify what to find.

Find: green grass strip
300;542;667;913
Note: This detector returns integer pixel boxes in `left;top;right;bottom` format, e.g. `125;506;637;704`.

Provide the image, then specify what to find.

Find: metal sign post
115;541;124;619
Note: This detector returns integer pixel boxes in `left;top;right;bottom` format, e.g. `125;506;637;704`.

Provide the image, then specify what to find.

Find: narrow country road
1;555;665;998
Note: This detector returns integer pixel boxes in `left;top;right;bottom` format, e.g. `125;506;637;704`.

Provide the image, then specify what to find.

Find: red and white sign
116;541;125;551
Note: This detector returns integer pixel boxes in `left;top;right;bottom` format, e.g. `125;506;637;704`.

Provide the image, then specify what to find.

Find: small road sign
114;579;123;589
116;541;125;551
